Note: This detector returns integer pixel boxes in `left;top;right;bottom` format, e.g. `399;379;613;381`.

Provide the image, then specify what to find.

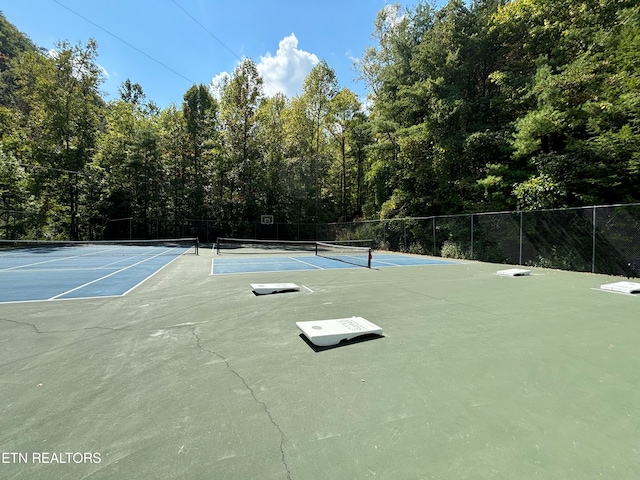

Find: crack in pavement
191;326;292;480
1;318;291;474
0;318;209;335
0;317;133;334
1;318;43;333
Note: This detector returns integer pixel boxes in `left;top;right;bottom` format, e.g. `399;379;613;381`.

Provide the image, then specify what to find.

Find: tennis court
212;240;457;274
0;239;198;303
1;239;639;479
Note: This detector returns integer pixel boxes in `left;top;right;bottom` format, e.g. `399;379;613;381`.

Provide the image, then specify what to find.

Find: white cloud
258;33;320;97
209;33;318;99
257;33;320;97
256;34;319;97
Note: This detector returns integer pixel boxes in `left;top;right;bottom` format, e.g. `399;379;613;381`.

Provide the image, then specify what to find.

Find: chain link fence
3;203;640;276
320;204;640;277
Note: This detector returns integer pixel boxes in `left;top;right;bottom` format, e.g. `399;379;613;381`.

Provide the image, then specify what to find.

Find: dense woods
0;0;638;241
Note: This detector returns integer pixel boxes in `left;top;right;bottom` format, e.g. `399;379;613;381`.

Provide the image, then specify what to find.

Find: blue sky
1;0;445;109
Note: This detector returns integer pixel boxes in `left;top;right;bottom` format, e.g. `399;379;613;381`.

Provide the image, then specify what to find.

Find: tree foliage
359;0;639;215
0;2;638;240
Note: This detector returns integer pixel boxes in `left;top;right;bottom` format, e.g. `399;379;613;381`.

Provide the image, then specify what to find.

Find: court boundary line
288;256;324;270
0;267;125;273
120;254;185;297
0;294;125;305
373;258;406;267
210;268;351;277
376;262;463;268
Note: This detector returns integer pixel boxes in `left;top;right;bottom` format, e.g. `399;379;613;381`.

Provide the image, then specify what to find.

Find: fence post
592;206;597;274
519;211;523;265
403;219;407;251
432;217;437;256
470;214;474;260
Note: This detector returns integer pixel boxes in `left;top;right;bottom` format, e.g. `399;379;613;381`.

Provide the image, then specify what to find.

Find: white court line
211;258;308;275
49;249;183;300
2;267;123;273
210;257;327;275
0;294;125;305
302;285;314;293
321;254;372;267
373;259;404;267
211;257;324;275
120;254;185;297
211;268;351;276
0;246;181;272
288;257;324;269
98;256;146;269
0;253;89;271
375;261;465;268
213;259;301;265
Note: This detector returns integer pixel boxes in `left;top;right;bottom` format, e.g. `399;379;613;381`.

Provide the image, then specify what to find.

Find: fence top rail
322;202;640;225
84;203;640;227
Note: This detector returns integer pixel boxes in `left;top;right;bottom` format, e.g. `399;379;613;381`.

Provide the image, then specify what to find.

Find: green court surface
1;249;639;479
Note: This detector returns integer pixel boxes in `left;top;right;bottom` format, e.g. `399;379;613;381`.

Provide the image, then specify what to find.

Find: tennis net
0;238;199;256
216;237;372;268
215;238;317;255
315;241;372;268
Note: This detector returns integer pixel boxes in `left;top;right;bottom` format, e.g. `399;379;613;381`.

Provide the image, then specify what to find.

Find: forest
0;0;639;241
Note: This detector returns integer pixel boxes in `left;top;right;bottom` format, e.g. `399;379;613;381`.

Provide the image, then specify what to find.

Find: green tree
13;39;104;239
363;0;508;217
182;84;219;219
157;104;189;222
0;147;34;238
256;92;290;220
301;60;338;221
96;94;169;237
327;88;362;220
282;94;316;222
505;1;640;208
118;79;146;106
358;3;429;218
348;112;372;217
220;59;264;221
0;12;38;111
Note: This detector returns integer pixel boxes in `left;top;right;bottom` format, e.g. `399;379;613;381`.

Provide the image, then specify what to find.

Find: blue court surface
0;244;192;303
211;253;457;275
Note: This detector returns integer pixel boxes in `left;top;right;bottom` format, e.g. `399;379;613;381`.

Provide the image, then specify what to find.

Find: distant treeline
0;0;638;240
